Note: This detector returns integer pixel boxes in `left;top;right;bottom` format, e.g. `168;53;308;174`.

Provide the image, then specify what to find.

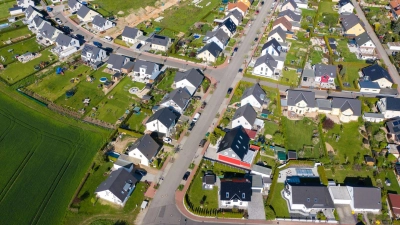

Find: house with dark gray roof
286;90;316;115
9;6;24;16
281;0;298;11
68;0;83;12
225;9;243;26
217;126;255;169
240;83;267;110
218;18;237;37
95;168;138;207
149;34;171;52
197;42;222;63
267;26;286;43
358;80;381;94
24;6;43;23
37;23;63;45
354;32;376;59
348;187;381;213
121;26;144;44
331;98;361;122
338;0;354;14
17;0;34;9
77;5;99;22
131;59;160;84
340;13;365;36
29;15;50;32
53;33;80;58
377;97;400;119
232;104;257;130
92;15;114;31
202;173;216;190
261;38;284;56
146;107;178;136
204;28;230;49
160;87;192;114
283;184;335;216
362;64;393;88
220;178;252;209
107;54;129;72
127;134;161;166
278;10;301;22
313;64;337;85
81;44;107;64
112;154;134;172
253;54;279;78
386;118;400;143
174;68;204;95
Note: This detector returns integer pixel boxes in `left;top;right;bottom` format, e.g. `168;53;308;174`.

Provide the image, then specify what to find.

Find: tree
209;132;218;145
322;13;338;27
220;117;230;127
374;132;385;142
273;132;284;145
322;118;335;130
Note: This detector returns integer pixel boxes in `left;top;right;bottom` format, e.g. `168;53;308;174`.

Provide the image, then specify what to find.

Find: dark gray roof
291;185;335;209
107;54;128;70
68;0;81;9
219;18;237;34
268;26;286;42
122;61;135;70
262;39;283;55
331;98;361;116
150;35;170;47
353;187;381;210
386;98;400;111
39;23;59;39
316;99;332;110
220;178;252;202
25;6;41;19
241;83;267;106
282;0;298;9
128;134;161;160
9;6;24;11
355;32;372;46
233;104;257;126
92;15;107;27
133;59;157;74
77;5;91;19
198;42;222;58
362;64;393;83
55;33;74;47
340;13;362;31
114;155;134;169
288;150;297;159
95;168;137;202
217;126;250;160
251;164;272;175
32;15;46;27
81;44;102;60
213;28;230;45
147;107;178;128
387;118;400;135
278;10;301;22
287;90;316;107
161;87;192;109
358;80;380;89
121;26;140;39
255;53;278;71
202;174;216;184
226;9;243;23
174;68;204;88
314;64;337;78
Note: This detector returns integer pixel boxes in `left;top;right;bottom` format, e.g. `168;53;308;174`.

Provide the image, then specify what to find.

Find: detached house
197;42;222;63
361;64;393;88
286;90;316;115
160;87;192;114
227;2;248;16
95;168;137;207
313;64;337;87
81;44;107;65
340;13;365;36
17;0;34;9
377;98;400;119
77;6;99;22
131;59;160;83
127;134;161;166
29;15;50;32
217;126;255;169
37;23;63;45
253;53;280;78
354;32;376;59
331;98;361;122
92;15;114;32
174;68;204;95
53;33;80;58
218;18;237;37
107;54;129;73
232;104;257;130
145;107;178;136
390;0;400;20
272;17;292;32
281;0;298;11
261;38;284;56
149;34;171;52
24;6;43;24
68;0;82;12
225;9;243;26
9;6;24;16
240;83;267;110
338;0;354;14
386;118;400;143
203;173;216;190
267;27;286;43
388;193;400;219
278;10;301;22
219;178;252;209
121;26;143;44
204;28;229;50
348;187;381;213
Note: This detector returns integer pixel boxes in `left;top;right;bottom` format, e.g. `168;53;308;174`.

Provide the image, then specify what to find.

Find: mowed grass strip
0;26;32;46
0;93;109;225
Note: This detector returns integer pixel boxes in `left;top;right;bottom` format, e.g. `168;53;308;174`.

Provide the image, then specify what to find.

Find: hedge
117;128;143;138
317;166;328;185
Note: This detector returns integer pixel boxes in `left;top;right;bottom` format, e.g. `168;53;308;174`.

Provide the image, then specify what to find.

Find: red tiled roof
245;129;257;139
273;17;292;30
389;193;400;216
227;2;248;13
250;144;260;150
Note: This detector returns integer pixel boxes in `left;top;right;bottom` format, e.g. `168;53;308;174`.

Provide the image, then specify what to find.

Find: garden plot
0;37;40;65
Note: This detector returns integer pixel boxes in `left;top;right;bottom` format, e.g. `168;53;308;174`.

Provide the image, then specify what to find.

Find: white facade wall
96;185;135;207
232;116;252;130
241;96;262;109
175;80;196;95
146;120;170;135
197;51;217;62
128;148;151;166
206;36;225;50
339;4;354;14
253;64;274;77
220;200;249;208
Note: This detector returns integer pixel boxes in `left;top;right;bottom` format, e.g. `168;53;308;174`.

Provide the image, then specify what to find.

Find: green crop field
0;90;109;225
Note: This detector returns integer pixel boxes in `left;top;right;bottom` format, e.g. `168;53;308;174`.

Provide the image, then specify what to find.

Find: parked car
103;36;113;42
188;121;195;131
201;101;207;109
183;171;190;180
199;139;207;147
135;169;147;176
238;68;243;73
136;43;143;49
55;18;62;25
254;37;259;41
163;137;172;144
227;87;233;94
93;41;102;47
192;113;201;122
261;1;264;5
234;47;238;52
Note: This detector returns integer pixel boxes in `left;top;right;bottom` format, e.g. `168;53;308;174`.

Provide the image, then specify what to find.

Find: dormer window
314;198;318;202
226;192;229;198
242;193;245;199
307;198;310;202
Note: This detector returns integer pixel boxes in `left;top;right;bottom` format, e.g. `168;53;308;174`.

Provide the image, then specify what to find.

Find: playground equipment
56;67;64;75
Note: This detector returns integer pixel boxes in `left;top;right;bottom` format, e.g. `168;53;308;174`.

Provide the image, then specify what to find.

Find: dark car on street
201;101;207;109
227;87;233;94
188;122;195;131
183;171;190;180
199;139;207;147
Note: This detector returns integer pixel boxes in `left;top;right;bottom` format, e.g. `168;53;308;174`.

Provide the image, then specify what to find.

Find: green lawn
187;170;219;209
156;69;176;92
260;155;277;169
282;118;321;158
325;169;375;186
0;50;57;84
125;112;149;133
281;70;299;86
0;89;108;225
309;49;324;64
0;1;16;19
318;1;337;13
90;77;139;124
64;155;148;225
337;62;368;90
337;39;365;63
158;0;221;32
325;122;370;164
0;26;32;46
0;37;42;65
380;170;400;194
285;41;308;67
264;121;279;136
92;0;157;15
269;183;290;218
28;65;92;101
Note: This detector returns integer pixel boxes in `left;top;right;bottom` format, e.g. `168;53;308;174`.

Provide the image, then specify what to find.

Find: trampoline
99;77;107;83
129;87;139;94
193;34;201;39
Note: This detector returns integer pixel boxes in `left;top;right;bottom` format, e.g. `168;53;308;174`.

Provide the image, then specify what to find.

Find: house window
239;136;243;139
235;145;239;148
226;192;229;198
242;193;245;199
260;67;263;71
240;202;242;205
232;154;236;157
314;198;318;202
238;140;241;144
307;198;310;202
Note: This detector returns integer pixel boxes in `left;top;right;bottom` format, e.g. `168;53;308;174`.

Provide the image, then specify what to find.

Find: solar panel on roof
394;127;400;133
394;121;399;126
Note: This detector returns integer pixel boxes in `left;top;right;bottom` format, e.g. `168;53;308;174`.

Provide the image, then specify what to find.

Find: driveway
248;192;265;220
335;204;356;224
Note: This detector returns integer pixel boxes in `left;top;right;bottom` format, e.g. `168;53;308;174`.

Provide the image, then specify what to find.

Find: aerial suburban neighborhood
3;0;400;224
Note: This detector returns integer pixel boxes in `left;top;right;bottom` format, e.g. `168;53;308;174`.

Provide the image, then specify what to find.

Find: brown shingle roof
273;17;292;31
227;2;248;13
391;0;400;15
388;194;400;216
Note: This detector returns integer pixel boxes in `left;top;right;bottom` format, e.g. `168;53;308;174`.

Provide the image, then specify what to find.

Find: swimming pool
0;23;9;29
99;77;107;83
107;152;120;158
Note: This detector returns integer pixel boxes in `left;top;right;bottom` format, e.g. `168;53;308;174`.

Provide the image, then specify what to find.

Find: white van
192;113;201;122
103;36;113;42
